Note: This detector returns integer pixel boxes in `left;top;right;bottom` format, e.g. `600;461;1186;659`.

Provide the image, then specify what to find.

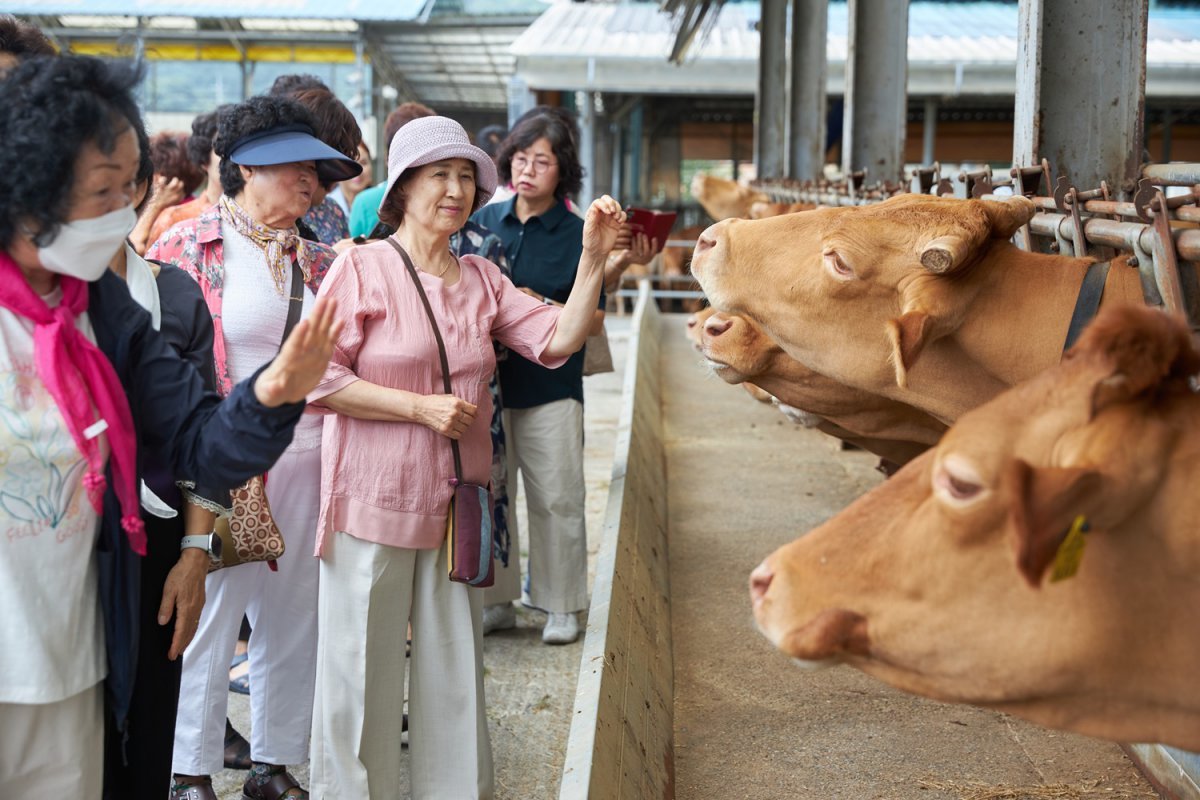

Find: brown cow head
749;306;1200;749
698;311;779;383
690;193;1035;392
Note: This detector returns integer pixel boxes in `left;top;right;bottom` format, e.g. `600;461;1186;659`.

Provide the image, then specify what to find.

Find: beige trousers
0;683;102;797
309;531;493;800
485;398;589;613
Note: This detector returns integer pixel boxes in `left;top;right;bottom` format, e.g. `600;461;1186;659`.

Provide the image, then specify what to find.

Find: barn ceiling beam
1013;0;1149;199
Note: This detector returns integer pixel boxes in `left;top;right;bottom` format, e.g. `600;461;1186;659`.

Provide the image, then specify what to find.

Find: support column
922;98;938;165
1013;0;1148;197
579;90;596;205
756;0;788;179
629;99;644;203
841;0;909;181
788;0;828;180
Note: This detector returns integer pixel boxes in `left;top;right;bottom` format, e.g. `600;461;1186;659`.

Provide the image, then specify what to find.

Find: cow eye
823;250;854;280
933;459;985;505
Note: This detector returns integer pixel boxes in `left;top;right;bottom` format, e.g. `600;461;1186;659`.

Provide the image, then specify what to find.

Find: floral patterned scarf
218;195;314;294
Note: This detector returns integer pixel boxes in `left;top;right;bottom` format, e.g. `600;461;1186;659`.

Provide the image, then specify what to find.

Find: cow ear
1006;459;1103;588
1072;306;1200;419
981;196;1036;239
886;311;932;388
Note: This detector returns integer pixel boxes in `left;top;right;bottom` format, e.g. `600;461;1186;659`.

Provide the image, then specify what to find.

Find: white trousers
309;531;493;800
0;684;102;797
173;446;322;776
486;398;589;613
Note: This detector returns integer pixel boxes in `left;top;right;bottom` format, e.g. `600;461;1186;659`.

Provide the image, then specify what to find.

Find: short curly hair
496;107;583;201
186;107;226;169
0;54;143;248
133;114;155;216
0;15;55;61
213;94;317;198
150;131;205;196
268;73;327;96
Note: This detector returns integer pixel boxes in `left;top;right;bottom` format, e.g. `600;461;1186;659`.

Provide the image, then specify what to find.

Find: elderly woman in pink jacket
307;116;622;799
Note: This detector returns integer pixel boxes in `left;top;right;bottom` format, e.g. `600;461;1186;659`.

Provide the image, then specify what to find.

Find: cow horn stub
919;235;972;273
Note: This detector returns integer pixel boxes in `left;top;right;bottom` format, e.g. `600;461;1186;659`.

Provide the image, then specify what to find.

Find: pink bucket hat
380;116;499;212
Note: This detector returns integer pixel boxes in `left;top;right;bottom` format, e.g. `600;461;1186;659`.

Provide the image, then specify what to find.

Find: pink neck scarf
0;251;146;553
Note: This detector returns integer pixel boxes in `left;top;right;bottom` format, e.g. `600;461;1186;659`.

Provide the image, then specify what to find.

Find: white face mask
37;205;137;282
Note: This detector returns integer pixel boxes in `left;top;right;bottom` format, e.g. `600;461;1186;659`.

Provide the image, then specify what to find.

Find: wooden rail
560;282;673;800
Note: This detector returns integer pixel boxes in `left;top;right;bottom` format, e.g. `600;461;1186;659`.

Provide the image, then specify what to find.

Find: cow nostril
750;562;774;605
694;234;716;257
704;316;732;337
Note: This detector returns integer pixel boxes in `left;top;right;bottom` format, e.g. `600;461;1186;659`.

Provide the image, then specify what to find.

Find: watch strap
181;534;214;553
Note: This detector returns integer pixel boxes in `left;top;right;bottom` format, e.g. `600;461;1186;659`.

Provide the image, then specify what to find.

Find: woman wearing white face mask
0;55;342;798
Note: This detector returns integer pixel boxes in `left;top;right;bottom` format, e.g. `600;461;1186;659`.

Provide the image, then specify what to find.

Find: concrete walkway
660;313;1156;799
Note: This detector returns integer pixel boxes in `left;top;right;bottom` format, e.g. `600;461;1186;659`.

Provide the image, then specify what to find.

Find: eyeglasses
511;154;557;175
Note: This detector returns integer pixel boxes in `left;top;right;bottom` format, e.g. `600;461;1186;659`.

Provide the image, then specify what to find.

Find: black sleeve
154;263;216;384
153;263;231;509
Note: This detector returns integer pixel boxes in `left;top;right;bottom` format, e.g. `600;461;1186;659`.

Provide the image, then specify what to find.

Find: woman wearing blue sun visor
148;94;360;800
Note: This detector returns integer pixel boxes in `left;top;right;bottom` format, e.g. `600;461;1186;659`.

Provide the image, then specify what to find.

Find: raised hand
582;195;626;259
253;296;343;407
418;394;478;440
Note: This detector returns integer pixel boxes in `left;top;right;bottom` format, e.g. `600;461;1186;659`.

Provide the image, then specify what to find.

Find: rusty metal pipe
1140;163;1200;186
1026;196;1200;224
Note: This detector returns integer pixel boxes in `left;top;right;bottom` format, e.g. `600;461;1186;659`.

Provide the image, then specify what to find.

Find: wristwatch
181;532;223;562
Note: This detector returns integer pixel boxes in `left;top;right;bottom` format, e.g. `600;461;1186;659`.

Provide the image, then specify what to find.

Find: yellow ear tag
1048;515;1090;583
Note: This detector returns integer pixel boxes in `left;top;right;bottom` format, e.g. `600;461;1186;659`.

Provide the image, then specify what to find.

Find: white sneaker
482;603;516;635
542;612;580;645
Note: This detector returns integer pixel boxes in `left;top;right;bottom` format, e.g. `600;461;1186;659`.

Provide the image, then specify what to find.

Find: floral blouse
145;206;336;395
302;197;350;246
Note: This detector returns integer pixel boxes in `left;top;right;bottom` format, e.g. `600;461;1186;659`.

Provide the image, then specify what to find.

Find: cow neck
947;243;1108;386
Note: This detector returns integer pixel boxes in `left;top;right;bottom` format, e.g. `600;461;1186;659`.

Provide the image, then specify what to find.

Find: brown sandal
170;776;217;800
242;765;308;800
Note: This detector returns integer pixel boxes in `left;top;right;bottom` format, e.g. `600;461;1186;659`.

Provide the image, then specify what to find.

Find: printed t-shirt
0;290;104;704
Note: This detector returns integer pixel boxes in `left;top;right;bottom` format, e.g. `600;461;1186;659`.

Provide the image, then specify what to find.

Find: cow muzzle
688;219;733;283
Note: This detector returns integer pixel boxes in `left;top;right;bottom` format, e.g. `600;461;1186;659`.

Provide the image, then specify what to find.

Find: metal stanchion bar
1140;163;1200;186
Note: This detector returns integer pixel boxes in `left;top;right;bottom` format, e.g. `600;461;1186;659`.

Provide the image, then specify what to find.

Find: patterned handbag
207;258;304;572
388;238;495;587
211;474;283;571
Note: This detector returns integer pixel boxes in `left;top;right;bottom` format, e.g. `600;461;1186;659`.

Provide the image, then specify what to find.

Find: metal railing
750;160;1200;325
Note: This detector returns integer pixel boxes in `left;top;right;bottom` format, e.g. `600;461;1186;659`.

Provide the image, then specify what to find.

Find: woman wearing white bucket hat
306;115;623;799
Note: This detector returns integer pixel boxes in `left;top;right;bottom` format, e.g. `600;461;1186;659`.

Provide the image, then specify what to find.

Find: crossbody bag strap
280;254;305;349
386;237;465;482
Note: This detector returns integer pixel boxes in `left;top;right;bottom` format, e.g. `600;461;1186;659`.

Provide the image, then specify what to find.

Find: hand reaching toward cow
581;195;626;259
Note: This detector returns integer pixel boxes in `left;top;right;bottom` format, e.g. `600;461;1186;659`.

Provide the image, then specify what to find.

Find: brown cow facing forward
690;193;1146;423
698;311;946;467
749;305;1200;751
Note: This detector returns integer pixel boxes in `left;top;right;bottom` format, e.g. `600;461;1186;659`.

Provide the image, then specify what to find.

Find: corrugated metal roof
2;0;428;22
512;1;1200;67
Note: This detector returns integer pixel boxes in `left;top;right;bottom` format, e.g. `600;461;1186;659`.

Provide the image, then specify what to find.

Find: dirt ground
213;324;629;799
659;314;1157;800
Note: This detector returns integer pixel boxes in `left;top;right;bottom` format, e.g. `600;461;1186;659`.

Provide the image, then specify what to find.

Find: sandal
224;718;252;770
230;652;250;695
170;776;217;800
243;764;308;800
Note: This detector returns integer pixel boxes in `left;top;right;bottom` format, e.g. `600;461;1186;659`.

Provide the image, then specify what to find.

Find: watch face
209;533;223;560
